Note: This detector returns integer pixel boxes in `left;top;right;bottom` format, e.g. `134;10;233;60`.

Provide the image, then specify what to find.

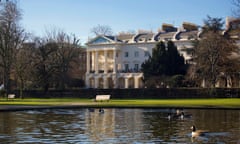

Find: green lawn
0;98;240;109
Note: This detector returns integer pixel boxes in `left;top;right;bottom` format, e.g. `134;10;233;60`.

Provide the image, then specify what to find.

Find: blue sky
19;0;233;44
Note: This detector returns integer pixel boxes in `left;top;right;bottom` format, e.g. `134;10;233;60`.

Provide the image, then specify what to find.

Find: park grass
0;98;240;109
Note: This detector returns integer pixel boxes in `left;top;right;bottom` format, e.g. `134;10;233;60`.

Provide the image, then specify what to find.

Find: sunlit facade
85;22;199;89
85;18;240;89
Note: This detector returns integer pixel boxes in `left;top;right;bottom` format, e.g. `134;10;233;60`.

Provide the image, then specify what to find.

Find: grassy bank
0;98;240;109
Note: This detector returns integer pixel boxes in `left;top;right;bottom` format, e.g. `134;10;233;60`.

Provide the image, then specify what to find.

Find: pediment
88;36;114;45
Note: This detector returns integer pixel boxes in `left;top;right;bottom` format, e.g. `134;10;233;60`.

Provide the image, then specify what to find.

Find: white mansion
85;18;240;89
85;22;200;89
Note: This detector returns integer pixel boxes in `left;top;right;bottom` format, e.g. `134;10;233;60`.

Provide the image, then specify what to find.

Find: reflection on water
0;108;239;143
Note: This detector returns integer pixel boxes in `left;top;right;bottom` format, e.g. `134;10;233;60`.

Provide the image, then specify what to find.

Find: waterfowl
191;125;208;137
99;108;104;113
167;113;172;120
167;111;179;119
180;112;192;119
176;109;181;115
167;109;191;120
167;111;184;120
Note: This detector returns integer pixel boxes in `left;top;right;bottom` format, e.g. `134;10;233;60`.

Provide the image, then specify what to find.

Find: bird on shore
191;125;208;137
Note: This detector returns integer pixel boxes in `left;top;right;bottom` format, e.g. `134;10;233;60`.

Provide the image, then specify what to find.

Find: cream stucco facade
85;27;196;88
85;19;240;89
85;42;148;89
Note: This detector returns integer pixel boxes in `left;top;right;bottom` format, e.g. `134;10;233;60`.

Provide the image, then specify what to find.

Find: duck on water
167;110;192;120
191;125;209;137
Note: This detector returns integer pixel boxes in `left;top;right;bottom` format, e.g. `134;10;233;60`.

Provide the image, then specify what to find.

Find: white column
134;77;139;88
104;50;107;74
227;76;232;88
95;51;99;74
201;78;206;88
215;81;220;88
124;78;129;88
113;50;116;73
112;76;118;88
94;77;99;88
103;77;108;89
85;76;89;88
91;52;94;72
86;51;90;73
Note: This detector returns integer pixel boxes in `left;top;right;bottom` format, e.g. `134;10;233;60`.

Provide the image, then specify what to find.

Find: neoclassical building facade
85;22;199;88
85;18;240;89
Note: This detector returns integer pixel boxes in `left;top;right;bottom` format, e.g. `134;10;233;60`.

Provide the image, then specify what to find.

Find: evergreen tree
141;41;187;87
166;41;185;76
202;15;223;33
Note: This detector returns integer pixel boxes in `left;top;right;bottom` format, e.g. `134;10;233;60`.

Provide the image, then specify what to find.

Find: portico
85;47;143;89
86;48;117;74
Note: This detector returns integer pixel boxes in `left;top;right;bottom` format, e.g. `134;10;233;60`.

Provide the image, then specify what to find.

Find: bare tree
14;43;34;98
193;16;240;88
30;37;58;92
30;29;81;91
91;24;113;36
0;1;25;97
195;32;239;87
46;29;81;89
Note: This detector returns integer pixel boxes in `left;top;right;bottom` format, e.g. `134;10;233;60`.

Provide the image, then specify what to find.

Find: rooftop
87;19;240;44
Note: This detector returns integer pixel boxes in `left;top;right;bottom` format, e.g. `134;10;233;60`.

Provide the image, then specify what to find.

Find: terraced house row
85;18;240;89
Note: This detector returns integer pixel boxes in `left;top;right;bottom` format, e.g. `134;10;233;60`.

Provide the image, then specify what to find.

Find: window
125;52;129;57
124;64;129;71
144;51;149;57
134;51;139;57
134;64;139;71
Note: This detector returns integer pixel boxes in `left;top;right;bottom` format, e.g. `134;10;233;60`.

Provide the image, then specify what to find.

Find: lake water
0;108;239;144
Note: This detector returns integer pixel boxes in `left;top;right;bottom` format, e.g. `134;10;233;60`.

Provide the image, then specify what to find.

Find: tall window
125;52;128;57
124;64;129;71
134;64;139;71
134;51;139;57
144;51;149;57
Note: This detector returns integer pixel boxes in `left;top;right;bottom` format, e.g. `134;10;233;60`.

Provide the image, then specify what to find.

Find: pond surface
0;108;239;144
